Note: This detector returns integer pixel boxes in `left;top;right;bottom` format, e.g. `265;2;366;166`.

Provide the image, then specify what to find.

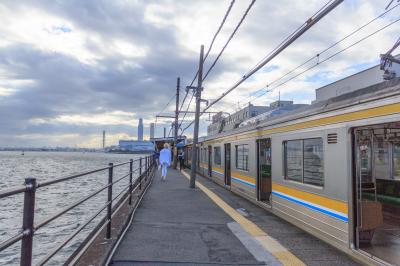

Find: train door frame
224;143;231;186
257;138;272;203
351;123;400;266
208;145;212;177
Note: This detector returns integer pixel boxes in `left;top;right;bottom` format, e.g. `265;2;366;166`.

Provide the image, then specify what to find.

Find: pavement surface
110;169;358;266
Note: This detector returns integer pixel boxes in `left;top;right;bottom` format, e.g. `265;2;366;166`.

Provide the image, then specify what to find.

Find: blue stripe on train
231;177;256;188
271;191;348;222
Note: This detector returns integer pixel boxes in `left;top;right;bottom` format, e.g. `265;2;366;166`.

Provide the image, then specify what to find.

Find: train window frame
283;137;324;187
214;146;221;165
235;144;249;171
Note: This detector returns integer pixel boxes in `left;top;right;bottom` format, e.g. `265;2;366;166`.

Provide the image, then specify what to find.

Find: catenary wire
241;3;400;105
176;0;237;133
188;0;236;87
247;17;400;103
246;0;335;75
202;0;256;81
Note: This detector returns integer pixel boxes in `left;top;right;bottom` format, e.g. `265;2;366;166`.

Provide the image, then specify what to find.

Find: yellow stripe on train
272;183;348;214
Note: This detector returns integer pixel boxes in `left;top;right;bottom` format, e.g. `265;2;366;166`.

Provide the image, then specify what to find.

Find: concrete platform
110;169;358;266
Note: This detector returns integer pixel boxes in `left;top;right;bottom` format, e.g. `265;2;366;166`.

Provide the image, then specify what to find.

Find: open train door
224;143;231;186
353;124;400;265
257;138;272;203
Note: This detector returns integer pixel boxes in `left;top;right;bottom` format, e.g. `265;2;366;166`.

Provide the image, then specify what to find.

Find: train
184;78;400;266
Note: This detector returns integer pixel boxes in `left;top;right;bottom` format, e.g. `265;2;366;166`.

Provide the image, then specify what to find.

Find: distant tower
138;118;144;141
150;123;155;140
102;130;105;149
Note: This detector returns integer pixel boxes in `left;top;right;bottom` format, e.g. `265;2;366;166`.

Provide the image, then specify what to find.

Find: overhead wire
156;94;176;117
268;18;400;93
246;0;335;76
179;0;258;135
199;0;344;118
178;91;195;138
202;0;256;81
176;0;237;134
188;0;236;87
243;7;400;104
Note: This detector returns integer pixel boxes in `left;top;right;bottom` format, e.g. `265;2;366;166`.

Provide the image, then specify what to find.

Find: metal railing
0;154;155;266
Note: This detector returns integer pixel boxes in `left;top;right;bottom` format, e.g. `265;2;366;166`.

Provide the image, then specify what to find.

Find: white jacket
159;148;171;166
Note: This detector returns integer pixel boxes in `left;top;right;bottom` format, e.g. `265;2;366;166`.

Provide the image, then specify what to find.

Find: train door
257;138;272;203
353;124;400;265
208;145;212;177
224;143;231;186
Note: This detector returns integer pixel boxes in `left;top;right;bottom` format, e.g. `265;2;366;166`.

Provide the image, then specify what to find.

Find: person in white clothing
159;143;171;180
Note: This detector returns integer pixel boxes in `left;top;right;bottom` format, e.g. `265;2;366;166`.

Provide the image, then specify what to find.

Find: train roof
200;77;400;142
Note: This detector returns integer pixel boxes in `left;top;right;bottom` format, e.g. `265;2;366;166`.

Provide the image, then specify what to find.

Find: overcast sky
0;0;398;148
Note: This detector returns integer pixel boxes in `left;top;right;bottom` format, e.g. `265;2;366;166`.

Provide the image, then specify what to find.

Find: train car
184;79;400;266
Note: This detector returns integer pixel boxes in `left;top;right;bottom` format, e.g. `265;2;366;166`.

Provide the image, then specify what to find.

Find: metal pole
145;157;148;181
190;45;204;188
139;157;142;190
106;163;113;239
173;77;180;169
21;178;36;266
128;159;133;205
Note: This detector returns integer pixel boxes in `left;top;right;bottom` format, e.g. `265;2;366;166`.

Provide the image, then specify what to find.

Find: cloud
0;0;398;147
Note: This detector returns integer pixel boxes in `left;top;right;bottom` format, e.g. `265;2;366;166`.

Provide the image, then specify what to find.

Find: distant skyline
0;0;399;147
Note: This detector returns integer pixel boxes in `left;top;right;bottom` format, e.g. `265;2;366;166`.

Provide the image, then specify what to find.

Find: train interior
354;122;400;265
257;138;272;203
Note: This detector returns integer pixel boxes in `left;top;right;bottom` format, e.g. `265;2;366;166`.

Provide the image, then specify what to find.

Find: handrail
37;202;110;266
34;167;141;231
34;183;112;231
0;185;28;199
0;232;24;251
0;154;155;266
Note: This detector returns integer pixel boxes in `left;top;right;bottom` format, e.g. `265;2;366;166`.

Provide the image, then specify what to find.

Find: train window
283;138;324;186
235;144;249;171
303;138;324;186
214;147;221;165
284;140;303;182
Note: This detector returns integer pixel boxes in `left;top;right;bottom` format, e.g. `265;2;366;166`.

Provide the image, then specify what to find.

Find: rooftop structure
315;55;400;103
207;101;306;136
207;104;270;136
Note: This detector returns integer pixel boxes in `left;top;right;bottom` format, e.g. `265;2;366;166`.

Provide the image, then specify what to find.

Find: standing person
153;149;160;168
159;143;171;181
178;150;185;171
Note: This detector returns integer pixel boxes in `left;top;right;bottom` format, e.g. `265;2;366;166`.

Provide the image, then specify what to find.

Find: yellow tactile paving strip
181;171;305;266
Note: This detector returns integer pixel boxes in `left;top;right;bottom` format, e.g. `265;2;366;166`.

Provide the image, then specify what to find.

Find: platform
110;169;358;266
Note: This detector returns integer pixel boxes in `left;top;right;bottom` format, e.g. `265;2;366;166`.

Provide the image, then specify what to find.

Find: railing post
139;157;142;190
106;163;113;239
145;157;148;181
129;159;133;205
21;178;36;266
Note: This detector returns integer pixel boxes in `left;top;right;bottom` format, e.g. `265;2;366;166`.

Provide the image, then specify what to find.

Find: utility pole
190;45;204;188
173;77;180;169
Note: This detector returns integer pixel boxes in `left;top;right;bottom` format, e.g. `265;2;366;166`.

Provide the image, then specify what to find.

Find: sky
0;0;399;148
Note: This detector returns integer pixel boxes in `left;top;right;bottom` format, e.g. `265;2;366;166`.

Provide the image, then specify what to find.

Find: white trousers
161;163;168;178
